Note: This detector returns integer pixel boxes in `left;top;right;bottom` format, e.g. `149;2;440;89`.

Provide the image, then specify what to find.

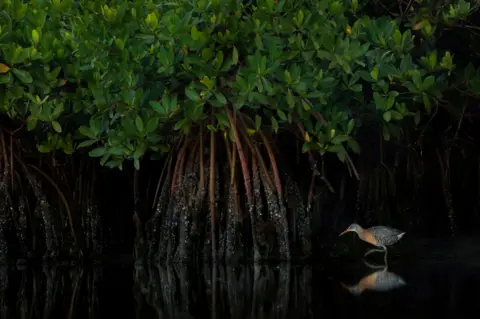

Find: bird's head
339;223;361;236
340;283;363;296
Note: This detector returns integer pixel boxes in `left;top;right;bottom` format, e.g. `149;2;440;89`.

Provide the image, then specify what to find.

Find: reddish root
209;116;217;262
171;137;189;195
226;108;253;208
241;114;283;198
235;115;275;191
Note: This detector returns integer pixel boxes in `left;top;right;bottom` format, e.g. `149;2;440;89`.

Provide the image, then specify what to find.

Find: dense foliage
1;0;479;262
0;0;475;168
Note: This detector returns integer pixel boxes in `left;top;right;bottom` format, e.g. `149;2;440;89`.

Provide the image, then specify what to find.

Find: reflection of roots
1;266;98;318
143;111;312;263
135;264;310;319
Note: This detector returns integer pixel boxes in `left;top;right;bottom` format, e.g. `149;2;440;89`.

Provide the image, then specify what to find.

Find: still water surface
1;258;479;318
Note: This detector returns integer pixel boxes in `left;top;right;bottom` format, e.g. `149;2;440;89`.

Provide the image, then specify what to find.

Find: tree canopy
0;0;478;171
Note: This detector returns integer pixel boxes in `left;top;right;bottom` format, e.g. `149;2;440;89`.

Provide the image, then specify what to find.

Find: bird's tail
397;232;406;240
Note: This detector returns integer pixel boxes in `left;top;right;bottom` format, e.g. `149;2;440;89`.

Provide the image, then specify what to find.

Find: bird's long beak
340;282;351;290
339;229;350;236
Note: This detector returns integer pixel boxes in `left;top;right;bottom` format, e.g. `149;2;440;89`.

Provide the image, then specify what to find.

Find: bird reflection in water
340;261;407;296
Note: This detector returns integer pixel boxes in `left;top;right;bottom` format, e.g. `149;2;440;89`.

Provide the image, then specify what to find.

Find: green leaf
350;84;362;92
347;119;355;133
27;116;37;131
161;93;171;110
12;69;33;84
414;111;421;125
297;10;304;25
271;116;279;133
396;102;407;114
100;154;111;166
105;159;123;169
77;140;96;148
428;51;437;70
331;135;349;144
382;124;390;141
214;92;227;105
0;74;12;84
89;147;106;157
191;25;200;40
150;101;163;114
412;70;422;89
255;115;262;131
251;92;269;105
52;121;62;133
422;93;431;113
383;111;392;122
287;89;295;108
302;142;312;153
370;66;379;81
214;112;231;128
232;46;239;65
146;117;159;133
385;96;395;110
32;29;40;45
373;92;384;110
78;125;95;139
336;146;346;162
170;94;178;109
37;144;51;153
327;144;342;153
347;139;361;154
135;116;144;133
255;33;263;50
422;76;435;91
108;147;127;156
277;109;287;121
174;118;189;131
390;111;403;121
301;100;311;111
440;51;454;71
185;87;200;101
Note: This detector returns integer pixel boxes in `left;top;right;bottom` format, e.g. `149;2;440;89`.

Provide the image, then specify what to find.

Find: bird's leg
364;248;384;257
383;246;388;264
363;259;386;269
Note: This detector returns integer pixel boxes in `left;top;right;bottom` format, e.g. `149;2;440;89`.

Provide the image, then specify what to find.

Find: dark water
1;258;479;319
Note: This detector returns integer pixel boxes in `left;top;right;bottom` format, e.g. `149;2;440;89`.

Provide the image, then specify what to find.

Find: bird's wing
368;226;403;236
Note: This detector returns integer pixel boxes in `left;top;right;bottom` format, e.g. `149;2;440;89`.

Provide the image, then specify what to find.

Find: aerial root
141;111;312;263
